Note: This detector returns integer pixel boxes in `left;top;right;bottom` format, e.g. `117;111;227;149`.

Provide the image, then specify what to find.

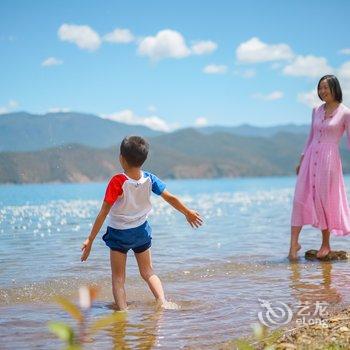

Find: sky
1;0;350;131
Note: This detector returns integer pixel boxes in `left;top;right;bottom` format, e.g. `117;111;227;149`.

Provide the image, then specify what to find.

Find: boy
81;136;202;309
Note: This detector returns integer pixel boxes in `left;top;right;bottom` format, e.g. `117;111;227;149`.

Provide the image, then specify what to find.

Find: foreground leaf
54;296;83;322
48;321;75;345
88;312;126;334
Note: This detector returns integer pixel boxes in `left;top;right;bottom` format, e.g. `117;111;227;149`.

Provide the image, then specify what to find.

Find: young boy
81;136;202;309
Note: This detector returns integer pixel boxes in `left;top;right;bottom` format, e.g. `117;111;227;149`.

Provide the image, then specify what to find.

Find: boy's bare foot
288;243;301;261
316;246;331;259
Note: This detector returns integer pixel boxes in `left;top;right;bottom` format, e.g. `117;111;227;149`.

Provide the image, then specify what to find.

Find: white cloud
8;100;19;108
339;48;350;55
0;99;19;114
47;107;71;113
191;40;217;55
103;28;135;43
338;61;350;104
138;29;190;61
137;29;217;61
236;37;294;63
195;117;208;127
102;109;177;132
283;55;333;78
338;61;350;80
297;89;321;108
58;23;101;51
252;91;284;101
42;57;63;67
203;64;227;74
297;61;350;108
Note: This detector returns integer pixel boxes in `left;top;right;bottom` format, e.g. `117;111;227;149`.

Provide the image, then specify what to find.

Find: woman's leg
110;250;128;310
316;229;331;258
288;226;302;260
135;249;165;303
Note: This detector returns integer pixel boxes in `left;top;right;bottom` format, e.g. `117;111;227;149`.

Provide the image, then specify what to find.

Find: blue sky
1;0;350;130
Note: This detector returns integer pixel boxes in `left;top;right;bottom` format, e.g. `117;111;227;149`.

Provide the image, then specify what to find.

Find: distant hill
0;111;162;152
0;111;312;153
197;124;309;137
3;129;350;184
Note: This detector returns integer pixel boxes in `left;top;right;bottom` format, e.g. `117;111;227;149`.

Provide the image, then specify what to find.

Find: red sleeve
104;174;127;205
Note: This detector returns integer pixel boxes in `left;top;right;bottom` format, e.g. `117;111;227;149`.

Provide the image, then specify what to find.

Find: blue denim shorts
102;221;152;254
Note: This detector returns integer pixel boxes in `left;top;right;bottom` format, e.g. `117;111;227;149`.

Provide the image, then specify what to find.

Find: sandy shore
272;306;350;349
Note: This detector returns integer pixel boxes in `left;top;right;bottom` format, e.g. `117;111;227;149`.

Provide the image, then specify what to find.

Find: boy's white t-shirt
104;171;166;230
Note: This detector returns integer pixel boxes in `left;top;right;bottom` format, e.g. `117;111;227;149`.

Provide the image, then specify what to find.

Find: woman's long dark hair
317;75;343;102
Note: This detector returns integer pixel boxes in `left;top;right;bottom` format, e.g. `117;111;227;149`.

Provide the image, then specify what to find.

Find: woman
289;75;350;260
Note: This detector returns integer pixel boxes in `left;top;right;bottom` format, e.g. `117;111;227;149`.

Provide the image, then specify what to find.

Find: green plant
48;286;124;349
234;323;282;350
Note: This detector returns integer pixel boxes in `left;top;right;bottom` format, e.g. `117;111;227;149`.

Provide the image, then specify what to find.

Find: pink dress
291;103;350;235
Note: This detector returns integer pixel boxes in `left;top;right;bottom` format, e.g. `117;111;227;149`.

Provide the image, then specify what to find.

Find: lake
1;176;350;349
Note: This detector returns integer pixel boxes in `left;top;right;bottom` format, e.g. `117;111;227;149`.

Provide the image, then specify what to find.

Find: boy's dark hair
120;136;149;167
317;75;343;103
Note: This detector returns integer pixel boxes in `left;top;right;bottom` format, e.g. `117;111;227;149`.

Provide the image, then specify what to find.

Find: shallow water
1;177;350;349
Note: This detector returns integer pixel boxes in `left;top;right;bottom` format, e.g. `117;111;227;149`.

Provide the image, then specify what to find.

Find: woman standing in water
289;75;350;260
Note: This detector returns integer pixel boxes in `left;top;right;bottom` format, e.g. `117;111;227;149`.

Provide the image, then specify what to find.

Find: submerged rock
305;249;348;261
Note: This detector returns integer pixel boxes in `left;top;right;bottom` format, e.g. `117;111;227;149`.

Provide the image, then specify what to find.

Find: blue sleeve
144;172;166;195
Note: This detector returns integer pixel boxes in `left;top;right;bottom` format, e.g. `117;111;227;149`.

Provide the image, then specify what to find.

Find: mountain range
0;111;309;152
1;111;348;184
0;111;161;152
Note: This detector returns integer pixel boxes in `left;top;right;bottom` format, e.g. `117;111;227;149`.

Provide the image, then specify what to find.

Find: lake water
1;177;350;349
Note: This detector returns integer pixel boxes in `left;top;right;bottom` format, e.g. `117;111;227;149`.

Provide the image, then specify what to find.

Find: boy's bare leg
135;249;165;304
288;226;302;260
316;229;331;258
110;250;128;310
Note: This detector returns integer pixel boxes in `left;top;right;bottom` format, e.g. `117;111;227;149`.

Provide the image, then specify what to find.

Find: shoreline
261;303;350;349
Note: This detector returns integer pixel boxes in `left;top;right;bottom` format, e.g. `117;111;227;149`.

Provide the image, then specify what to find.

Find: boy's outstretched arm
81;201;111;261
161;190;203;228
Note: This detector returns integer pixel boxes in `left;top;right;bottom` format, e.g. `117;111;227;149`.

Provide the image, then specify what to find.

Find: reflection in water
289;261;342;318
106;309;162;350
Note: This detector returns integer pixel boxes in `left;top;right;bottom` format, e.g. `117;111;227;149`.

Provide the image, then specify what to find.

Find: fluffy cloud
283;55;333;78
236;37;294;63
138;29;190;61
297;61;350;108
42;57;63;67
297;90;321;108
137;29;217;61
203;64;227;74
339;48;350;55
103;28;135;43
0;99;19;114
191;41;217;55
195;117;208;126
102;109;177;132
338;61;350;81
58;23;101;51
338;61;350;104
252;91;284;101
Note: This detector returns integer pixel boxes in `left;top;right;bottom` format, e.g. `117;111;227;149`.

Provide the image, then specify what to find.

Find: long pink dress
291;103;350;235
